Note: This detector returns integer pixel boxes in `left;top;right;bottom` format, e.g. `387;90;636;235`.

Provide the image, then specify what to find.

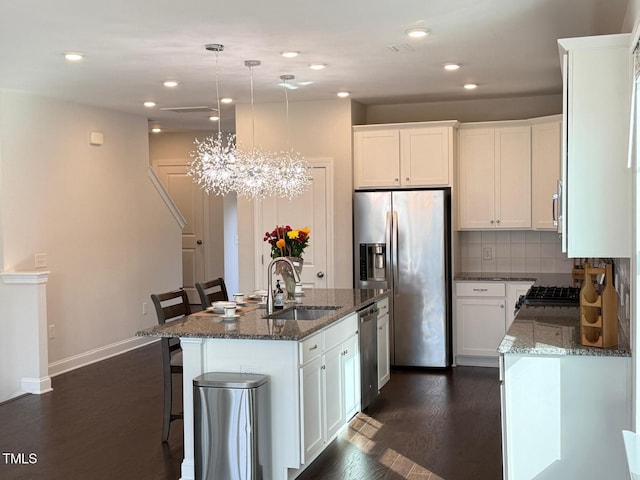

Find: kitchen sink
265;305;342;321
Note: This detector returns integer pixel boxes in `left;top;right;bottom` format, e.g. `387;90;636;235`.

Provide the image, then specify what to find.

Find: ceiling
0;0;631;133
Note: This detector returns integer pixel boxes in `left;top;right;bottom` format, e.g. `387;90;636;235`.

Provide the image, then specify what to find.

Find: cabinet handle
500;304;505;309
405;177;410;181
394;178;399;182
378;326;383;330
490;220;495;224
552;193;559;227
321;365;326;370
473;288;488;292
309;344;318;351
496;219;501;224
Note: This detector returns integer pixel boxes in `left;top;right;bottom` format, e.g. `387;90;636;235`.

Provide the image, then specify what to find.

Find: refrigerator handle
392;211;399;288
385;211;392;287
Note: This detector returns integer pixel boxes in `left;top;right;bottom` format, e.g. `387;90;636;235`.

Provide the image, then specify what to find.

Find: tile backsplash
613;258;630;349
458;230;573;274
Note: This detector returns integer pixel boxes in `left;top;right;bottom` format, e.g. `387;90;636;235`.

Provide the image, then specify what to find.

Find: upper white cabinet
458;122;531;229
558;33;631;258
531;115;562;230
353;121;458;189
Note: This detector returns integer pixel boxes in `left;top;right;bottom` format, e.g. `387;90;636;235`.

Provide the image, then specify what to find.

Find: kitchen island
498;304;631;480
137;288;389;480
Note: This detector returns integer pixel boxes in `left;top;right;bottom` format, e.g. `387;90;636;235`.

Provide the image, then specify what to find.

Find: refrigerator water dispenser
359;243;386;281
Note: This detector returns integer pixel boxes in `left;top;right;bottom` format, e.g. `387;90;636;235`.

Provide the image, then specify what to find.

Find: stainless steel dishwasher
358;303;379;409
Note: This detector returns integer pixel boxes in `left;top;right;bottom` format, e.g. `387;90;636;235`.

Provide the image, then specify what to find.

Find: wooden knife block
580;263;617;348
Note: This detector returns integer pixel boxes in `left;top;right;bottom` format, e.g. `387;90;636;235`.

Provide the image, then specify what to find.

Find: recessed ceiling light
444;63;461;71
337;91;350;98
209;116;219;122
163;80;179;88
143;101;156;108
309;64;327;70
281;51;300;58
464;83;478;90
151;127;162;133
406;28;430;38
64;52;84;61
220;98;233;104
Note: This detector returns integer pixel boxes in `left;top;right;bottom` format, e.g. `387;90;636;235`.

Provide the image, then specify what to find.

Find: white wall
235;99;354;292
0;90;182;375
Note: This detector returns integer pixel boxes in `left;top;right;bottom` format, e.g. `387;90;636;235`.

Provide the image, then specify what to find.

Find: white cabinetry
376;296;390;390
558;33;631;257
458;123;531;229
455;280;533;367
501;354;631;480
341;333;359;420
300;345;323;460
353;122;457;189
299;313;359;464
531;116;561;230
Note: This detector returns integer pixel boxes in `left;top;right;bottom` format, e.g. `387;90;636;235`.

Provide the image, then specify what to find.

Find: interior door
255;161;332;290
156;163;205;304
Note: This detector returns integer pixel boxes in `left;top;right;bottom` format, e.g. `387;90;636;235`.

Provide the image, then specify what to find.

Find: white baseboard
48;336;158;377
21;376;53;395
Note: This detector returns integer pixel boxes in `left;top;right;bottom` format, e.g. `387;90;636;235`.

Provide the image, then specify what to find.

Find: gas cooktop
524;286;580;305
515;285;581;311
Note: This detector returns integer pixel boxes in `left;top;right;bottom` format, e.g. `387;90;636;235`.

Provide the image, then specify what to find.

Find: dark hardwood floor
0;344;501;480
298;367;502;480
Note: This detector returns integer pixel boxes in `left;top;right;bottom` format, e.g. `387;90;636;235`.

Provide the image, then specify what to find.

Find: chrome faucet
266;257;301;315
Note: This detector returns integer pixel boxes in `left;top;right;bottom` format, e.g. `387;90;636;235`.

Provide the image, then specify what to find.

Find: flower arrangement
264;225;311;259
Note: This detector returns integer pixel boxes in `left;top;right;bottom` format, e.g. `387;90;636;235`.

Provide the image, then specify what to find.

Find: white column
0;271;52;401
180;337;204;480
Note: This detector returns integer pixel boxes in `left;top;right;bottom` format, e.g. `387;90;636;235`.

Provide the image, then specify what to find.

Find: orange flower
276;238;286;249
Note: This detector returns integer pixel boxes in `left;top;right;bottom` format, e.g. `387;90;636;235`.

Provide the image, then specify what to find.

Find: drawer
377;296;389;316
456;282;506;297
324;312;358;350
299;332;322;365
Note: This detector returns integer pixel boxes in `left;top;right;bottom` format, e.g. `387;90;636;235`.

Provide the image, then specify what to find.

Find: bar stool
150;288;191;442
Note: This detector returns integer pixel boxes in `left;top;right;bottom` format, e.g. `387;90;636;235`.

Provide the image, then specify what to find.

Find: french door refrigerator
353;189;451;367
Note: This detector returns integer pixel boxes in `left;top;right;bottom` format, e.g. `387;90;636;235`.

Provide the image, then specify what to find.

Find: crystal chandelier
188;50;311;200
273;74;312;200
233;62;312;200
187;44;238;196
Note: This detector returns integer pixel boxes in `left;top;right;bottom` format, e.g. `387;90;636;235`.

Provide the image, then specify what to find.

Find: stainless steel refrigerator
353;189;451;367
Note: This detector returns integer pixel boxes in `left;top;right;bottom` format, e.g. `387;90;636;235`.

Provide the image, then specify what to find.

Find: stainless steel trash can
193;372;271;480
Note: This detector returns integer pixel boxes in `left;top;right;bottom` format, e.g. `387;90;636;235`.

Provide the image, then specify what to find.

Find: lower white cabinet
300;353;323;460
455;280;532;367
377;312;390;389
456;297;506;361
501;353;631;479
342;333;359;420
299;313;359;464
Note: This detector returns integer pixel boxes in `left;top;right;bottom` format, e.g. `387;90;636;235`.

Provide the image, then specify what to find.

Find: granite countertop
136;288;389;341
498;304;631;357
454;271;579;286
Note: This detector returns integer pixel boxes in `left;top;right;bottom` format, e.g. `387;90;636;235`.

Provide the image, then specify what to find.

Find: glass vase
277;256;303;301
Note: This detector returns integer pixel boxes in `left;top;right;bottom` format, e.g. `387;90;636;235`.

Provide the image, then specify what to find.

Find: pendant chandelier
187;44;238;196
273;74;312;200
188;48;311;200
